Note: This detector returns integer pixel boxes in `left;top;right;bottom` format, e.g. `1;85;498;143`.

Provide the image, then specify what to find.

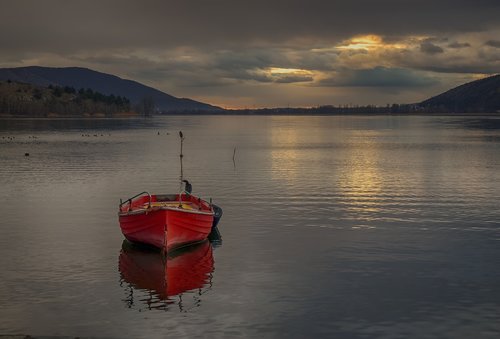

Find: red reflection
119;240;214;310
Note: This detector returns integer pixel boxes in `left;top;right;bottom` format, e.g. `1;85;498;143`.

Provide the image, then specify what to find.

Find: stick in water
233;147;236;168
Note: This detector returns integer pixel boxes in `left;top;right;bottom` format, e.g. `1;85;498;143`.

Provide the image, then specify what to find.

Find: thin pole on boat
178;131;185;207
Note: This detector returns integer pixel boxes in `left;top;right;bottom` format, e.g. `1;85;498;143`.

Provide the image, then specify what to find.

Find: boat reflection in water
119;231;221;312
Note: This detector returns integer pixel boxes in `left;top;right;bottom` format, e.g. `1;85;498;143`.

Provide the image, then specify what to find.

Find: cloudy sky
0;0;499;108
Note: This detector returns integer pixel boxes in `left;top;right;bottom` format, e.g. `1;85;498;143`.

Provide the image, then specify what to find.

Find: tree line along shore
0;80;136;117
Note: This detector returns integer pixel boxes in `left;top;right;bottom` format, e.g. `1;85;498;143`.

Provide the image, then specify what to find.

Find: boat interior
120;192;212;213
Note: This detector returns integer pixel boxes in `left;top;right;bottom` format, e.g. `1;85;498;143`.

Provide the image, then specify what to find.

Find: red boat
118;131;222;251
119;240;214;310
119;191;221;251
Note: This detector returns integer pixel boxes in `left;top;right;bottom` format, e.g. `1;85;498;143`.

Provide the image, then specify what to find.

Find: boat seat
145;202;196;210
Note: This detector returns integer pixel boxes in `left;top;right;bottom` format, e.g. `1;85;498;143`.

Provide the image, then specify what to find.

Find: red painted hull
119;240;214;301
119;193;214;251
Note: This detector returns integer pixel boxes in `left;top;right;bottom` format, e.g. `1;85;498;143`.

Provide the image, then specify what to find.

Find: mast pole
178;131;185;207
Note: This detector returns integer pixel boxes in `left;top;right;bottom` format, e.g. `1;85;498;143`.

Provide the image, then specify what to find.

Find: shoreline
0;115;145;120
157;112;500;117
1;112;499;119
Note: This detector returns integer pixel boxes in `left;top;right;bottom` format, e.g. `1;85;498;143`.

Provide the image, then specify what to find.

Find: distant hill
419;74;500;113
0;66;220;112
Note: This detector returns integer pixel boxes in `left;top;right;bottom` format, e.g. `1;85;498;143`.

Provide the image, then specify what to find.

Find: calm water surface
1;115;500;338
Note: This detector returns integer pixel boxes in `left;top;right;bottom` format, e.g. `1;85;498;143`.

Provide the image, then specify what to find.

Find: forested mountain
419;74;499;113
0;66;220;112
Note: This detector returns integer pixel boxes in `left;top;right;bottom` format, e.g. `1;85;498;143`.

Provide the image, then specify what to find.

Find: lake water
1;115;500;338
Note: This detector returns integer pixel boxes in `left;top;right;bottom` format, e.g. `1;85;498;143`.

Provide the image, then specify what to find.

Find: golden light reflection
338;133;384;216
270;126;300;180
269;117;322;181
269;124;388;222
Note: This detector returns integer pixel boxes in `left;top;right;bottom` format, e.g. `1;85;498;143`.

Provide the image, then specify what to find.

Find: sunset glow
337;34;409;51
336;34;381;50
269;67;308;74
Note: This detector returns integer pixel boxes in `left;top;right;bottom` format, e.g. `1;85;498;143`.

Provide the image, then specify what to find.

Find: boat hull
119;193;215;251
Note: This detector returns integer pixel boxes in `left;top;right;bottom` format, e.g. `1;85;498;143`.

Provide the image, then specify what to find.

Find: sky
0;0;499;108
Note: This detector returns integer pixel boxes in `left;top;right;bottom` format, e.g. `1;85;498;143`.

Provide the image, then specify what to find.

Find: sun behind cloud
267;67;315;83
337;34;383;50
337;34;409;51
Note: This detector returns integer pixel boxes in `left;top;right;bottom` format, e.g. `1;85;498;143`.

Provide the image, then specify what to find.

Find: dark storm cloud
420;42;444;55
0;0;499;53
212;47;339;72
448;42;471;49
211;50;287;73
485;40;500;48
319;67;438;88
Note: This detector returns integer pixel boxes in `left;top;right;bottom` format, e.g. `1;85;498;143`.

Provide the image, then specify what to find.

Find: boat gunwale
119;192;215;217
